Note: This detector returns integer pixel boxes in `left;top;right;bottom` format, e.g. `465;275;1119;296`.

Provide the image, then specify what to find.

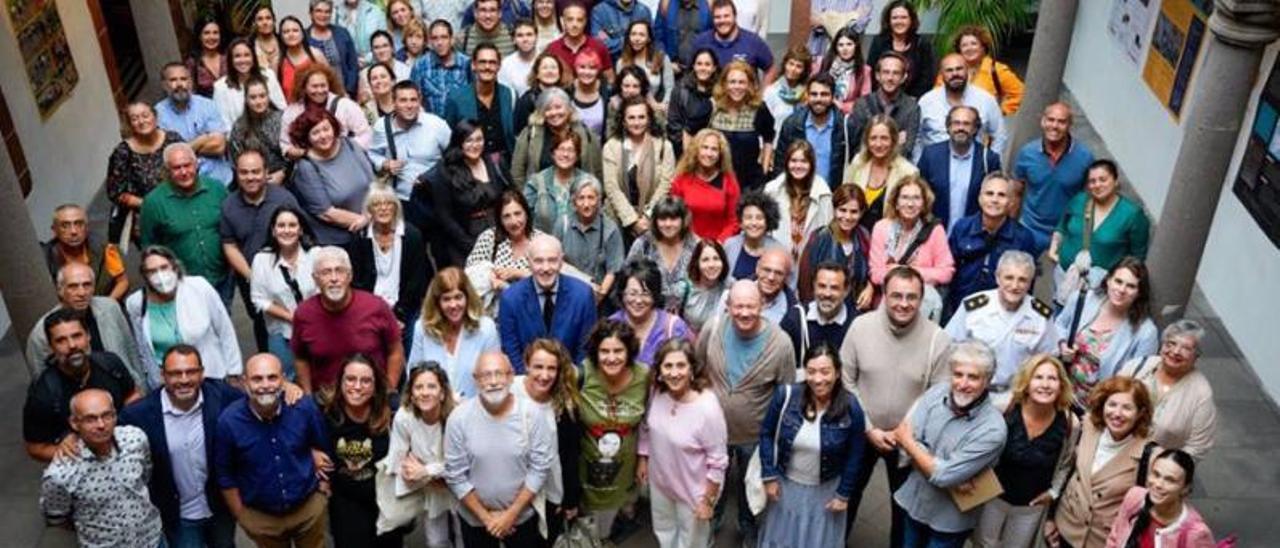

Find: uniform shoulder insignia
963;294;989;311
1031;298;1052;318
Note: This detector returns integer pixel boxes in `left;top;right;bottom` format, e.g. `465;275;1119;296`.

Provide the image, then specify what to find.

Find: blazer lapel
1076;424;1102;491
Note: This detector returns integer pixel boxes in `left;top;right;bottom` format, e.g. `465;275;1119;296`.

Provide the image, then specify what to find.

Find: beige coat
1119;356;1217;459
1050;421;1153;548
601;136;675;228
697;318;796;445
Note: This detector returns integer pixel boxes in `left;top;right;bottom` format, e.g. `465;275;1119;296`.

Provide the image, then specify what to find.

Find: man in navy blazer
917;106;1001;231
499;234;598;372
118;344;242;548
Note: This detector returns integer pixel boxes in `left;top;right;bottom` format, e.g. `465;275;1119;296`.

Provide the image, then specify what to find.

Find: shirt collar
161;388;205;417
249;400;284;422
805;112;832;131
806;301;848;325
950;143;974;161
365;218;406;238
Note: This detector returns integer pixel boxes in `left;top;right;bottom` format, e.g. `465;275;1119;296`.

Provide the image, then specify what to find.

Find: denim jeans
169;512;236;548
901;515;969;548
267;333;298;381
712;442;758;538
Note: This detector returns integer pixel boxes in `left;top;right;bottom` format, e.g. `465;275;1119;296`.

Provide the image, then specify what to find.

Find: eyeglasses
475;370;509;382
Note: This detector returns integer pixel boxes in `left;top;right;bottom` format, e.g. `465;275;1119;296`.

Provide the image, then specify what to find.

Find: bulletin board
1233;57;1280;250
6;0;78;119
1141;0;1211;119
1108;0;1158;67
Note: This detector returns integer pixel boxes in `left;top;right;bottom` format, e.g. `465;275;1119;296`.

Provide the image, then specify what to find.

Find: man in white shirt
915;53;1006;162
499;19;539;96
369;81;451;202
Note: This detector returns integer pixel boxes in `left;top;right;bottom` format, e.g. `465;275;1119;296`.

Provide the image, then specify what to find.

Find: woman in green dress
1048;159;1151;292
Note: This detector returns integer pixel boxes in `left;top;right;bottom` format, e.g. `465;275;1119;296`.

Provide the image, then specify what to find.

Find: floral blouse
105;132;184;204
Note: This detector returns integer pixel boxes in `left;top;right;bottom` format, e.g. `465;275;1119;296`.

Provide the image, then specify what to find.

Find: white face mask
479;386;510;407
148;270;179;295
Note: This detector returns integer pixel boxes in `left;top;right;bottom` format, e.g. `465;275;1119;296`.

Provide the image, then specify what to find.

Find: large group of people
26;1;1230;548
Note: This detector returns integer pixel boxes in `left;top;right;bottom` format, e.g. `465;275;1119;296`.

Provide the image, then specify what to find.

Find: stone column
1148;0;1280;321
1005;0;1080;158
0;176;57;358
788;0;812;51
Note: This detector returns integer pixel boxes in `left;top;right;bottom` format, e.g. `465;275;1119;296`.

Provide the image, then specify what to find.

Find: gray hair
1162;319;1206;350
163;142;197;166
310;0;334;9
948;340;997;380
311;246;352;272
139;245;186;278
996;250;1036;277
55;262;96;288
535;87;580;124
570;175;602;198
362;184;402;222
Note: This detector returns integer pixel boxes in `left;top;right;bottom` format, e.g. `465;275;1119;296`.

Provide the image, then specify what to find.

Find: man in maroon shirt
545;0;615;82
291;246;404;393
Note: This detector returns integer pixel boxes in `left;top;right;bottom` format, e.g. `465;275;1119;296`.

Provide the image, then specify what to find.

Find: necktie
542;289;555;331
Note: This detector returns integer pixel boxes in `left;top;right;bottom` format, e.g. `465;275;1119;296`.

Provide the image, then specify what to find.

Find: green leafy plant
911;0;1036;54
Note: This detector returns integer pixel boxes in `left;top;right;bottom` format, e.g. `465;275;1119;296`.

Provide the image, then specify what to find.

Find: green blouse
576;360;651;511
1055;193;1150;272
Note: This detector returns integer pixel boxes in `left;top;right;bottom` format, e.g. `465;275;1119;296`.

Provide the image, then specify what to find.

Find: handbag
374;458;425;534
745;384;793;516
552;515;604;548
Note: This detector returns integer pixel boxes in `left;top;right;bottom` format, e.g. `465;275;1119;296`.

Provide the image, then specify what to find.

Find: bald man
445;351;553;546
915;53;1006;162
1013;102;1096;254
27;262;145;385
498;235;598;372
718;247;797;324
215;354;331;548
41;389;164;548
697;280;796;541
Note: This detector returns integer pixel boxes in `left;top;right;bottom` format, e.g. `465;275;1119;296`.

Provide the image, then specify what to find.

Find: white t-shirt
499;52;537;97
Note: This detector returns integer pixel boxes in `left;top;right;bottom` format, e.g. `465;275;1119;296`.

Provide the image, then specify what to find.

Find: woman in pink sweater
868;175;954;318
638;338;729;548
1105;448;1217;548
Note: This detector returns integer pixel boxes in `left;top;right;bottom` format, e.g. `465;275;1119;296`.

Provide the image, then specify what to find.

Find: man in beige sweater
698;280;796;544
839;266;951;547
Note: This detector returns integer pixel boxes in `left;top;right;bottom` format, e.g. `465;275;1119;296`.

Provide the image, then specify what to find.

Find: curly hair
289;62;345;104
287;106;342;149
1087;376;1153;439
736;190;781;233
1009;354;1073;412
320;354;392;434
712;60;764;110
651;338;710;394
674;128;734;177
585;319;640;367
884;174;935;223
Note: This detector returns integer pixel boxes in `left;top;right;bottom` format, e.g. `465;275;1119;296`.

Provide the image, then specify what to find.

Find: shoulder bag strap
900;219;940;265
795;304;810;364
990;61;1004;103
279;263;305;303
328;96;340;116
384;114;398;160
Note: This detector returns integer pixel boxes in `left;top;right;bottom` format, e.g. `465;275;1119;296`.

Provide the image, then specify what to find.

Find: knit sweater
698;318;796;444
839;307;951;430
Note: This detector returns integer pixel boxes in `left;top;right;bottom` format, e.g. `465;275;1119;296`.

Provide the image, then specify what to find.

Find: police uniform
944;289;1058;391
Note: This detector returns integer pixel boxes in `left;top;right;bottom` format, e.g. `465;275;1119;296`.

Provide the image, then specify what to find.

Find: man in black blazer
119;345;305;548
916;106;1001;231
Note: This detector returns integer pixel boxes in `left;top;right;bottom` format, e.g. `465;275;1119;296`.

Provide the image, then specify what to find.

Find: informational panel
1141;0;1211;119
6;0;79;119
1233;57;1280;250
1108;0;1159;66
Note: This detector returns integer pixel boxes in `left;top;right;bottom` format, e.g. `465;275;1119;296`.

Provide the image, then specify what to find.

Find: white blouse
249;248;318;339
212;69;288;128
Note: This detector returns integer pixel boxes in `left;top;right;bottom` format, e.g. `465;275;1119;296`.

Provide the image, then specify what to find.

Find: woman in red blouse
669;128;740;242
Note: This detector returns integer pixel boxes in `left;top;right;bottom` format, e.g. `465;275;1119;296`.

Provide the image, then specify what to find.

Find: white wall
0;2;123;241
1064;1;1280;397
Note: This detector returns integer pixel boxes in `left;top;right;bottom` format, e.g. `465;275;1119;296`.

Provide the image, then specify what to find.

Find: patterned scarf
885;220;924;263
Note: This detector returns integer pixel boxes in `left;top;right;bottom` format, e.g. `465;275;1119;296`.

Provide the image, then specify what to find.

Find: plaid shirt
411;50;473;117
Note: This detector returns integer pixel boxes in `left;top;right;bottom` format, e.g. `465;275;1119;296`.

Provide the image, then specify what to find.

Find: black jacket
346;222;431;323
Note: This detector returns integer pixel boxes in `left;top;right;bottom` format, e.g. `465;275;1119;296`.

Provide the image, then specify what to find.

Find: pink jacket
869;219;955;286
1104;487;1216;548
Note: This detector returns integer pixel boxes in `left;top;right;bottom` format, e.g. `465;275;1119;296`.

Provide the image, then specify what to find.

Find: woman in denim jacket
757;343;867;546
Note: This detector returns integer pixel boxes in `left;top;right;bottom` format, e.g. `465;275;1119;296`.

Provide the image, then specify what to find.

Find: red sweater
670;171;740;242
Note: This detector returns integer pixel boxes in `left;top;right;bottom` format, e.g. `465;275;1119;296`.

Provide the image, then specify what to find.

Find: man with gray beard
23;308;140;463
215;354;331;548
445;351;554;547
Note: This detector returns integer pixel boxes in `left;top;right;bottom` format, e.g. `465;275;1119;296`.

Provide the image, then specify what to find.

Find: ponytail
1123;494;1156;548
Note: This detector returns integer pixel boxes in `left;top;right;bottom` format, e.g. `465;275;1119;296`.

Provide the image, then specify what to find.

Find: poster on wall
1141;0;1211;120
1108;0;1159;66
1233;57;1280;250
6;0;79;120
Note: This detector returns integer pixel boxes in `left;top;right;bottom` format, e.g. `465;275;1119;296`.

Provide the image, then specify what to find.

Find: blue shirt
805;115;835;185
947;145;975;233
214;397;330;515
1013;137;1095;250
367;111;452;200
411;51;473;117
155;96;232;186
691;28;774;74
723;326;767;388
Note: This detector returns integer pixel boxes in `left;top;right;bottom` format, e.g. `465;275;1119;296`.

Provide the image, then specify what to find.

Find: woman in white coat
763;140;833;263
126;246;242;389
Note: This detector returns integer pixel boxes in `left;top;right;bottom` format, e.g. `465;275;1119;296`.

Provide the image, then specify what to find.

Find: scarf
776;81;803;106
829;57;858;99
948;390;989;418
885;220;924;264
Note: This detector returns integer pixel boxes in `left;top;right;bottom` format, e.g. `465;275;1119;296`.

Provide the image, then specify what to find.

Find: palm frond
912;0;1035;54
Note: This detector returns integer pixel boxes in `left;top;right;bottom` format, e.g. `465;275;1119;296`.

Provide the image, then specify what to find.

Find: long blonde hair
420;267;484;340
674;128;734;177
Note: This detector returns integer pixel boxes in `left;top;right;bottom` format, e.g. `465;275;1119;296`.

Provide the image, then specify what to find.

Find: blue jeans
712;442;758;538
902;515;969;548
169;512;236;548
212;275;235;308
267;333;298;381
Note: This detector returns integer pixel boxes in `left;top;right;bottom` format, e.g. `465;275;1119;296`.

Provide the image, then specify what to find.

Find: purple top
608;309;694;365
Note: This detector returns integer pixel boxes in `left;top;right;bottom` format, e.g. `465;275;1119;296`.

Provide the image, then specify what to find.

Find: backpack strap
384;114;398;160
794;303;810;364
